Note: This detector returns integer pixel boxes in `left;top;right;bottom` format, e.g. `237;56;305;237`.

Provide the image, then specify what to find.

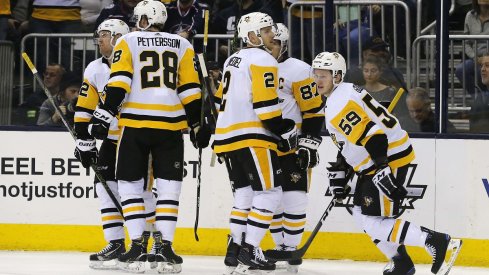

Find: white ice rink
0;251;488;275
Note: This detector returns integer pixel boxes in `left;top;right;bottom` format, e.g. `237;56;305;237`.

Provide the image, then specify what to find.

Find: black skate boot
234;242;275;275
147;231;163;269
423;227;450;274
154;240;183;273
118;238;147;273
383;245;415;275
283;245;302;274
89;239;125;270
223;235;240;275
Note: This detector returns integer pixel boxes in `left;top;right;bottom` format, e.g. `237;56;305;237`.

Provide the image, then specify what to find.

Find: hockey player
267;23;324;273
214;12;298;275
87;1;210;273
312;51;462;275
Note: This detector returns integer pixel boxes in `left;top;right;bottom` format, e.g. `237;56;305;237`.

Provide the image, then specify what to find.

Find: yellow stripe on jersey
303;113;324;119
292;77;324;113
331;100;384;145
123;102;184;112
76;79;98;111
215;121;264;134
119;119;188;130
74;117;90;123
109;39;133;92
180;93;201;105
177;48;200;91
108;81;131;94
251;64;278;102
258;109;282;121
214;140;277;154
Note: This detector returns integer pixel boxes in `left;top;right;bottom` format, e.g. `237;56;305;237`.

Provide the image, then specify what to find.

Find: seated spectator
37;72;81;127
80;0;113;31
344;35;406;89
164;0;208;40
470;51;489;133
206;60;222;95
28;0;83;70
361;56;415;131
406;87;455;133
13;63;65;125
95;0;142;30
455;0;489;95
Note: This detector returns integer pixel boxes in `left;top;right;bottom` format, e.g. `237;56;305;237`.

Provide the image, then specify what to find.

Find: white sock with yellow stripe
230;186;253;245
96;180;125;241
155;179;182;242
119;179;146;240
282;191;307;248
246;187;282;247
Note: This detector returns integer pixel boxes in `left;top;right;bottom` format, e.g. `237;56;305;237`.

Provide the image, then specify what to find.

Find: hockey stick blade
264;198;337;261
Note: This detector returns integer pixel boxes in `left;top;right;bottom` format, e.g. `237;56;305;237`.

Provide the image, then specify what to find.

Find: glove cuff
298;134;322;150
75;139;96;151
93;107;114;124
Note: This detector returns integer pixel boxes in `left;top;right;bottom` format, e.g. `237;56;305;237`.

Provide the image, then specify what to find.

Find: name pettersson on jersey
325;164;428;218
137;36;181;48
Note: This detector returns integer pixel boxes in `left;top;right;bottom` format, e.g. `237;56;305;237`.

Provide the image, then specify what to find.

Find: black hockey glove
372;163;408;201
88;107;114;140
277;119;298;152
296;134;322;170
74;138;98;168
327;161;352;201
190;121;211;149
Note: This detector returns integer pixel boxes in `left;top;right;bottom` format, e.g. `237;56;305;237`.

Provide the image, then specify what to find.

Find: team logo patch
325;164;428;218
290;172;301;183
363;196;373;207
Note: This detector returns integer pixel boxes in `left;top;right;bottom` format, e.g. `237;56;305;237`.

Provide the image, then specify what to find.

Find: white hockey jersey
75;57;120;141
325;82;414;174
213;47;282;153
107;31;201;130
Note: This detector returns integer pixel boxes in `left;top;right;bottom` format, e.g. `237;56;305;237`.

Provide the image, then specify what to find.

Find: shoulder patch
353;84;363;93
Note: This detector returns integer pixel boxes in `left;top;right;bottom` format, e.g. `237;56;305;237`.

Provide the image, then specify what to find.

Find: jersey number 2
140;51;178;90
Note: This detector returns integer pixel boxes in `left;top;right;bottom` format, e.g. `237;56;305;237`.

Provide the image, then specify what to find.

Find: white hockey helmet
237;12;275;46
312;52;346;86
274;23;289;58
134;0;168;31
96;19;130;44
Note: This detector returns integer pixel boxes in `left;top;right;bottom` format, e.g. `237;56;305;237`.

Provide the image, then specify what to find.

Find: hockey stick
265;87;407;261
194;9;210;242
22;52;123;215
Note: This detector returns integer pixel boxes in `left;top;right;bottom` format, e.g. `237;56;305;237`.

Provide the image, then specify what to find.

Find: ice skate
283;246;302;274
154;240;183;274
148;231;163;269
233;242;275;275
383;245;415;275
223;235;240;275
117;238;147;273
89;239;125;270
423;228;463;275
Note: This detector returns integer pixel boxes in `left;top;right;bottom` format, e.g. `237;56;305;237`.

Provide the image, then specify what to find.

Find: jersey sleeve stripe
177;82;200;94
253;98;279;109
303;113;324;119
180;92;201;105
74;117;90;123
110;71;133;79
257;109;282;121
107;81;131;93
355;121;376;145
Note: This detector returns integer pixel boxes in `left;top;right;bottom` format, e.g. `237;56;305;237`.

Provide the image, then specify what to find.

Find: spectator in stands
206;60;221;95
211;0;274;60
80;0;113;31
361;56;415;131
164;0;208;40
406;87;455;133
286;0;323;63
28;0;83;70
0;0;11;41
451;0;473;30
455;0;489;96
6;0;30;45
470;50;489;132
37;71;81;127
344;35;406;89
95;0;142;30
13;63;66;125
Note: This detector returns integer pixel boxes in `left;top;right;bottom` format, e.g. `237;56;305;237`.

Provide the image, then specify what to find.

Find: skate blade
223;265;237;275
232;264;262;275
437;239;463;275
286;263;299;273
274;262;287;270
118;260;145;273
89;259;119;270
157;262;182;274
148;260;158;269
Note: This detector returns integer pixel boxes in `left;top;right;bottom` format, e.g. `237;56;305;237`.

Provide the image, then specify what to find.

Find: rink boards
0;131;488;267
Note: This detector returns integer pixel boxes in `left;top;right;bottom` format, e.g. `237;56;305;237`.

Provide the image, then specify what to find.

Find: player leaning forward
88;0;210;273
213;12;298;275
313;51;462;275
